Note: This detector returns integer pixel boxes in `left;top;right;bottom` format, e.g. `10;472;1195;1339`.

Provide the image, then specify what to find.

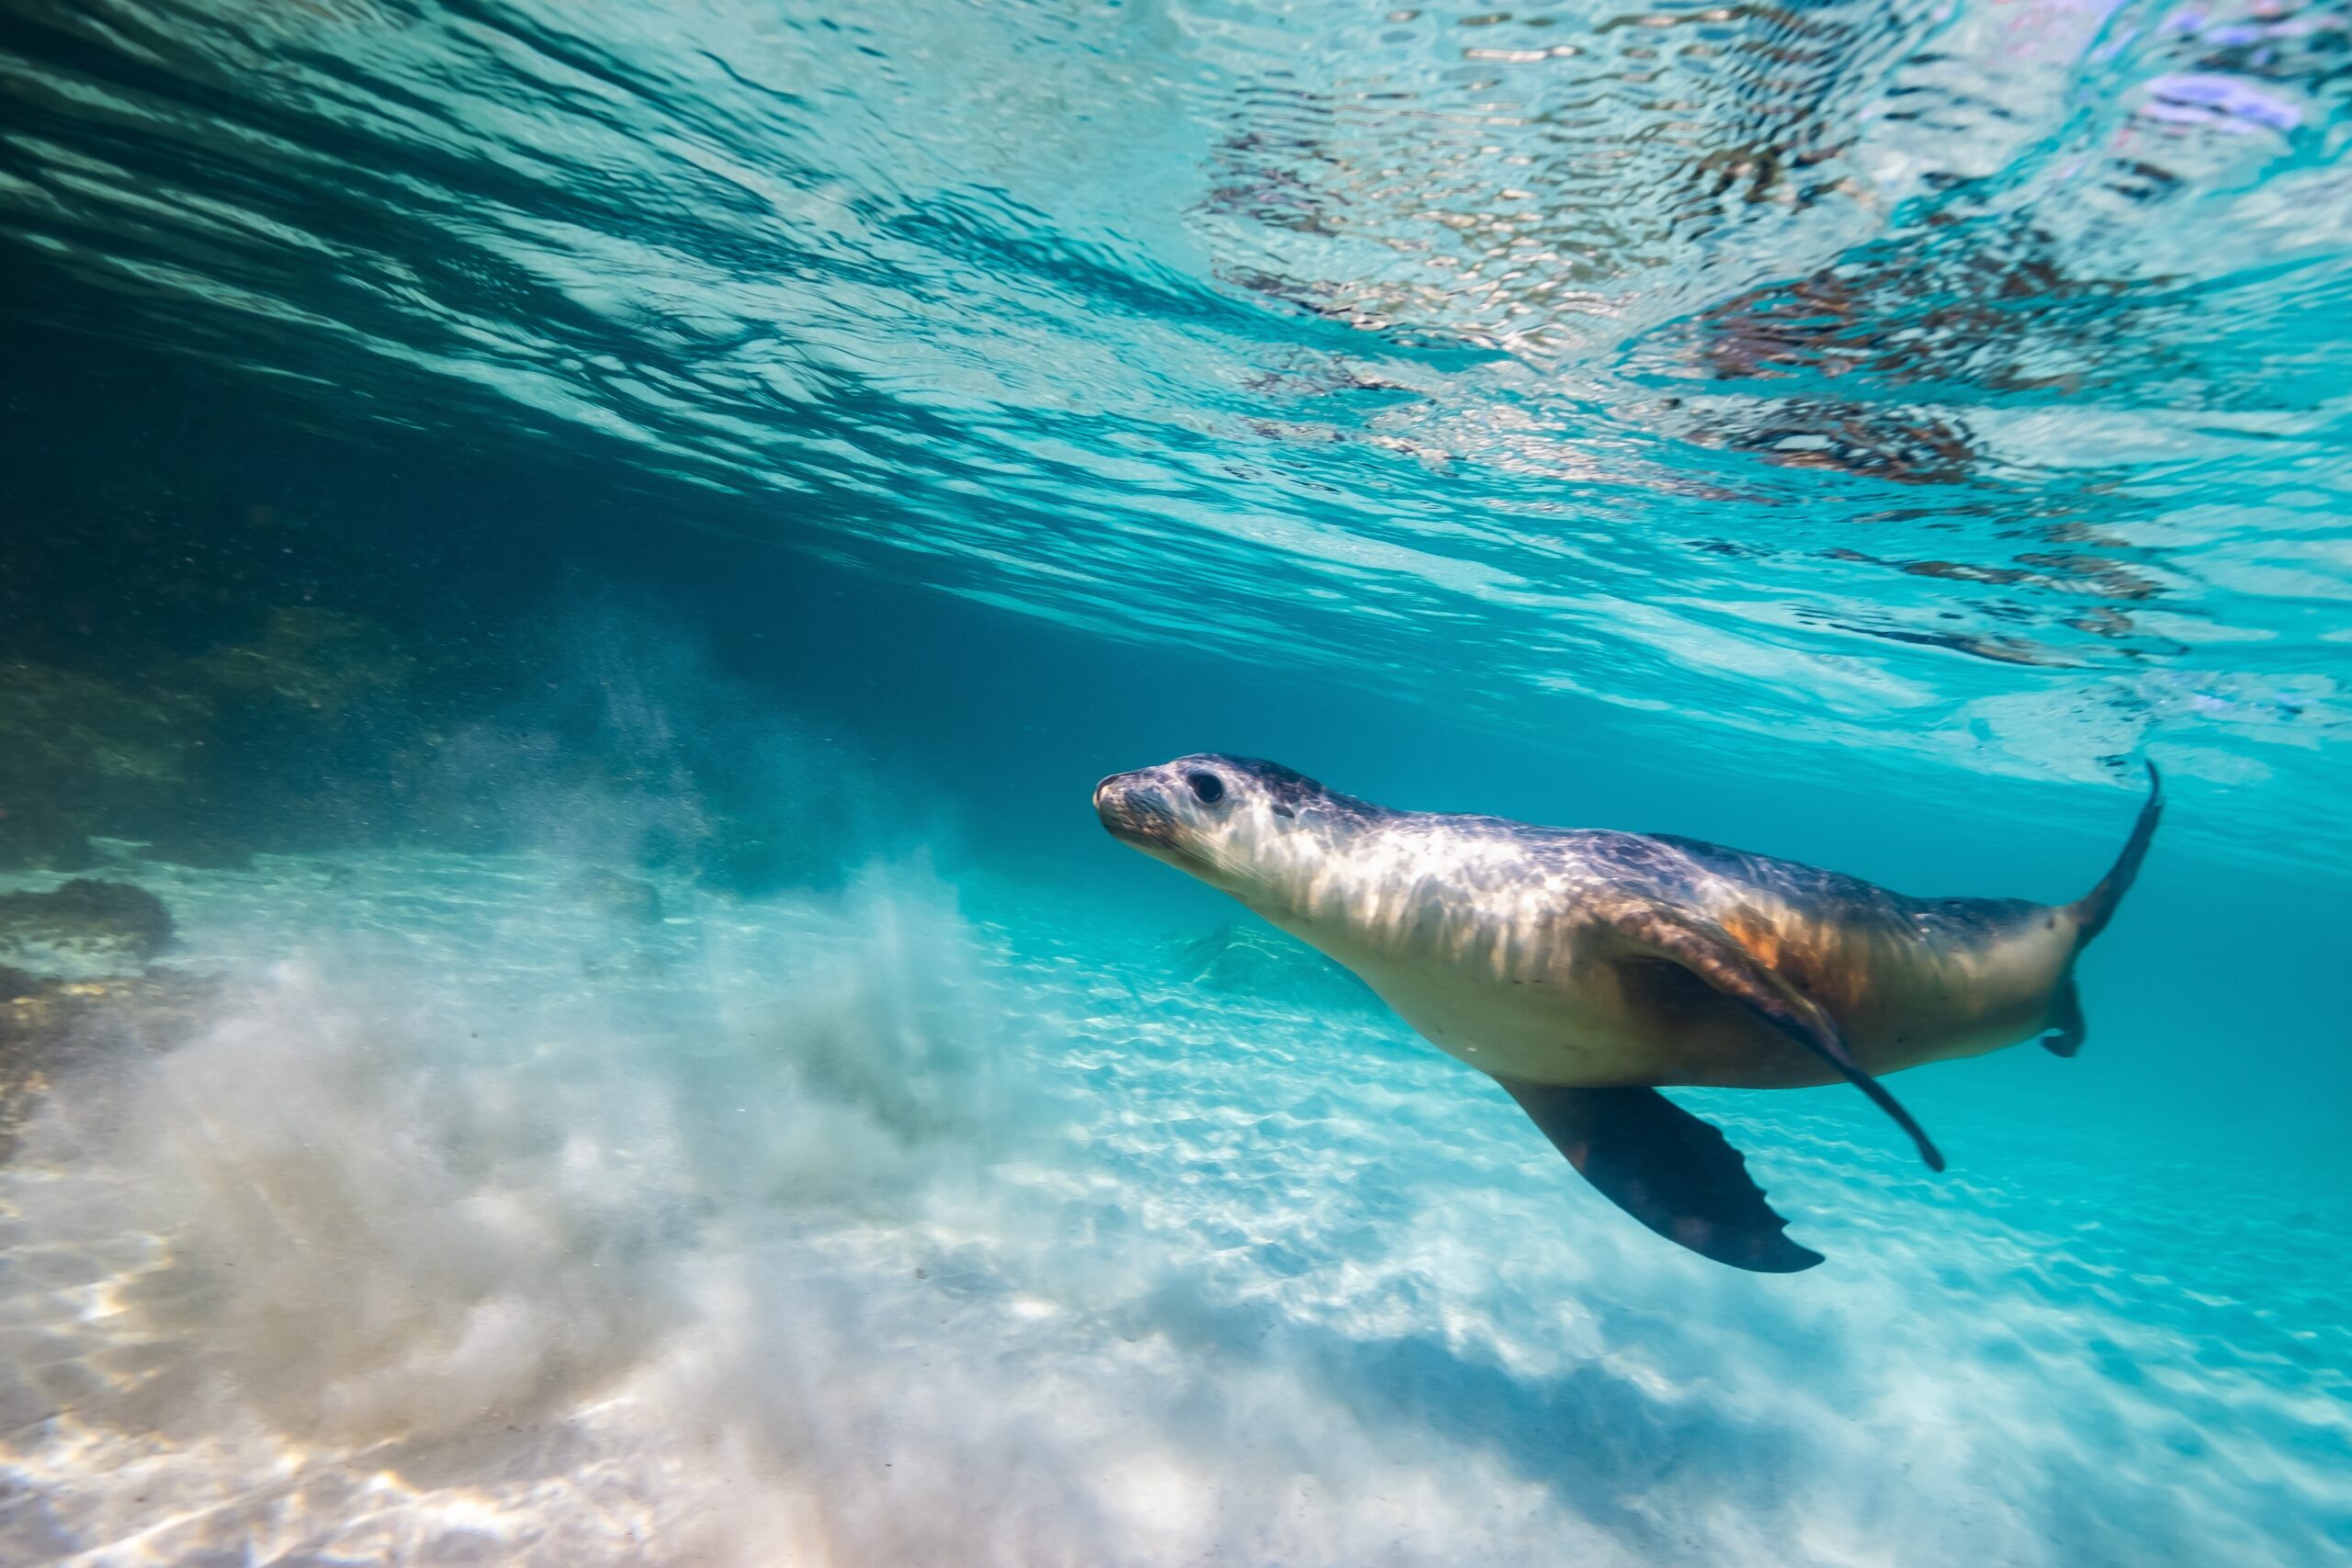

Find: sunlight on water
4;0;2349;852
1;0;2348;1562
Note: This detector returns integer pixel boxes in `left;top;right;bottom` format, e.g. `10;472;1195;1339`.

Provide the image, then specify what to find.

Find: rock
0;964;218;1162
192;607;413;717
0;879;175;966
0;660;208;871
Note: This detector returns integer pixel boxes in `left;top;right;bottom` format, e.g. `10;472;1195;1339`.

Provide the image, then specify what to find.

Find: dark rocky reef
0;414;876;897
191;606;415;719
0;439;497;874
0;879;175;966
0;661;209;871
0;964;217;1162
0;608;426;874
0;876;211;1164
137;606;422;870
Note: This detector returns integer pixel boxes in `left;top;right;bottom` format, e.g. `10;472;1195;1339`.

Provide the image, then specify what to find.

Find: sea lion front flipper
1600;905;1947;1172
1495;1078;1824;1273
2041;977;2085;1057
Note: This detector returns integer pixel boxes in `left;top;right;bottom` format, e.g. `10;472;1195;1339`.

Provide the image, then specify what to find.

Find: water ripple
2;0;2349;859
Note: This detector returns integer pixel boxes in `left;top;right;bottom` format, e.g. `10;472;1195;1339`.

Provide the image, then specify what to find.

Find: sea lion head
1093;753;1373;904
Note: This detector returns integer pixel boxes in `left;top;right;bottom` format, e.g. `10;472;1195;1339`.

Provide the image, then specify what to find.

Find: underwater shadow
1134;1256;1840;1558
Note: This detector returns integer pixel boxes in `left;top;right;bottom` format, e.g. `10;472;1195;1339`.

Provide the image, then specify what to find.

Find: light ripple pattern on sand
0;848;2344;1565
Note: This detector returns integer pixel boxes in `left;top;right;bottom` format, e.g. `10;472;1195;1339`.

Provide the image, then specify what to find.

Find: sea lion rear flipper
1601;905;1947;1172
2041;977;2085;1057
1495;1078;1824;1273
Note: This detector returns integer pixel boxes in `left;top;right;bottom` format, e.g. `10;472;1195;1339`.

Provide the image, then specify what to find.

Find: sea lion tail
2069;761;2162;948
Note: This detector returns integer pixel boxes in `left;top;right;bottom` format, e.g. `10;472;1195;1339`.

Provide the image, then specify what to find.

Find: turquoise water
0;0;2347;1562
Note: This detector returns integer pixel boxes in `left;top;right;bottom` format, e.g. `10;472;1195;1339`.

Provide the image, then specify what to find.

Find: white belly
1263;901;2074;1089
1267;908;1662;1083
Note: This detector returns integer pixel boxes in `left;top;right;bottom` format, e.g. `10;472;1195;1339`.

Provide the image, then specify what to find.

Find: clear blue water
0;1;2346;1562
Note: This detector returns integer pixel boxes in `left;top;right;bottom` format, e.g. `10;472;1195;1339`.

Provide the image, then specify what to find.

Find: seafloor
1;833;2343;1566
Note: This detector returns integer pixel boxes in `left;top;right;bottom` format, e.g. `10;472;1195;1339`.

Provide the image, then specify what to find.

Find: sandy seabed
0;844;2344;1568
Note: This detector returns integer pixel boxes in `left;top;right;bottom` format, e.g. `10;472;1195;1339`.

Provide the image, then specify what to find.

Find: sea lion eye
1186;772;1225;804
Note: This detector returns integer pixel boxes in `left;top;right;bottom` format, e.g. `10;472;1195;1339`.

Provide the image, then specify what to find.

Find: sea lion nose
1094;772;1145;827
1094;772;1170;841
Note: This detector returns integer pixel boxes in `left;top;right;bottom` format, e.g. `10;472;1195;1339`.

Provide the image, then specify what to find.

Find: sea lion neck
1221;790;1393;918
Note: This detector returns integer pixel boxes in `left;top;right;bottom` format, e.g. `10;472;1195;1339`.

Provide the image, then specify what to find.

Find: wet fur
1247;816;2083;1089
1098;755;2159;1268
1100;759;2153;1091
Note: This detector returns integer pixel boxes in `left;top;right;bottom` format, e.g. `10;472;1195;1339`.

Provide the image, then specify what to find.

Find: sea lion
1093;755;2160;1272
